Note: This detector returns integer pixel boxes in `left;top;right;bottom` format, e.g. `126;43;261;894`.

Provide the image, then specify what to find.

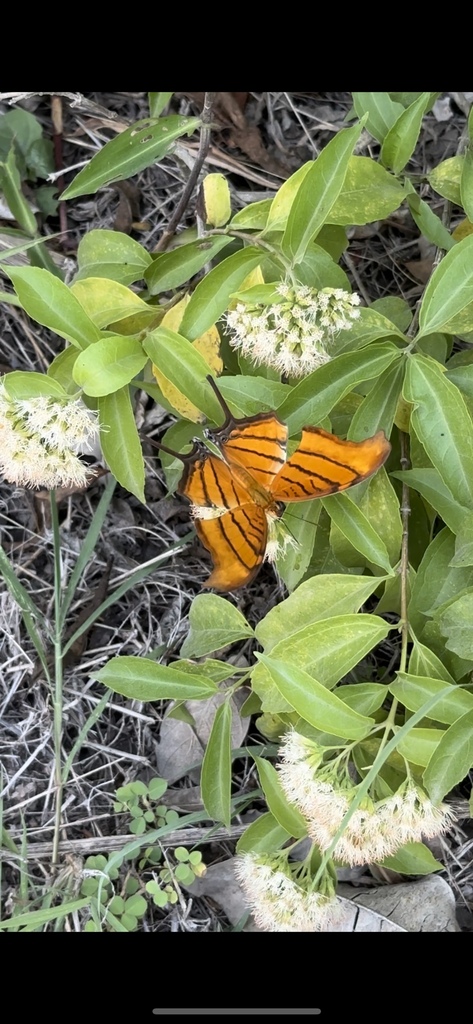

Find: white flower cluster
235;852;338;932
224;283;361;377
0;382;99;489
278;730;455;866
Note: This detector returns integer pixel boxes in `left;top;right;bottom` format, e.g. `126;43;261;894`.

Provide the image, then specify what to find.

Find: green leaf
254;757;307;837
436;589;473;658
381;93;431;175
416;333;450;365
124;894;147;917
230;198;272;231
147;777;168;800
255;573;385;652
98;387;145;503
74;229;152;286
348;358;405;441
327;156;405;225
0;233;63;266
0;146;37;234
61;116;201;199
46;345;80;394
408;529;473;632
72;336;147;397
3;370;67;400
450;516;473;567
236;811;291;855
417;234;473;337
460;143;473;222
336;307;406;355
392;467;469;535
179;247;262;341
256;654;375;739
446;364;473;400
170;659;239;686
94;656;218;700
323;490;396;575
396;727;445;767
292;243;350;291
427;155;463;205
71;278;155;330
0;545;47;670
253;614;390;714
276;501;321;591
352;92;404;144
390;672;473;726
337;682;389;717
143;327;224;422
277;344;402;436
406;193;455;251
0;107;42;168
0;898;90;930
408;636;455;683
201;703;232;826
263;162;312;232
179;594;254;658
148;92;173;117
381;842;442;875
371;296;412;333
145;236;231;294
423;709;473;802
281;120;364;264
216;375;290;417
7;267;101;349
404;354;473;510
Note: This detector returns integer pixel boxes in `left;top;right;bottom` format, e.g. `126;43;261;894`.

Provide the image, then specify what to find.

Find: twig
0;825;246;863
153;92;217;253
51;96;70;246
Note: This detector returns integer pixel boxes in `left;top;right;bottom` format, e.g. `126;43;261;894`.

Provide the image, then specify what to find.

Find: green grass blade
59;475;117;626
61;535;193;657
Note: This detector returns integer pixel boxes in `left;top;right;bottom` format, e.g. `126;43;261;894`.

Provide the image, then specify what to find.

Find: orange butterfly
156;376;391;592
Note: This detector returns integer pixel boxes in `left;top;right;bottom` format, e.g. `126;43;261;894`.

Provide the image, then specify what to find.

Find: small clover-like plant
80;854;119;900
145;847;206;908
82;857;147;932
114;778;180;836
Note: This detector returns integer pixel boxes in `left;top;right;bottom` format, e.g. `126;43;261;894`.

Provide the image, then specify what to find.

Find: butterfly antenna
205;374;234;427
140;433;195;463
283;510;320;534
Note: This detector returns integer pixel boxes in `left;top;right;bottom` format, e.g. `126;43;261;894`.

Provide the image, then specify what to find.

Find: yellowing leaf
394;394;413;431
193;324;223;375
152;296;222;421
201;173;231;227
70;277;154;330
160;293;191;332
227;265;265;311
452;218;473;242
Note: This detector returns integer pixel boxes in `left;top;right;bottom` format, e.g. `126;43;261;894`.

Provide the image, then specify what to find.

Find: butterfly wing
178;443;251;510
194;503;268;591
177;442;268;591
208;412;288;489
271;427;391;502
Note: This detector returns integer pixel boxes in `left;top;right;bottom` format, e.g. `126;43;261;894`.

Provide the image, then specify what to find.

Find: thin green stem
50;492;64;867
313;682;457;885
209;227;295;277
398;429;412;677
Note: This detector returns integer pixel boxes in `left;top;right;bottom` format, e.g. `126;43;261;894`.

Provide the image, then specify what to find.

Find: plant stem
50;492;64;867
153;91;217;253
399;429;411;676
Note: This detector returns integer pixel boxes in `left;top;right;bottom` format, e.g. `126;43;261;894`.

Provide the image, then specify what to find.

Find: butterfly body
161;378;392;592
